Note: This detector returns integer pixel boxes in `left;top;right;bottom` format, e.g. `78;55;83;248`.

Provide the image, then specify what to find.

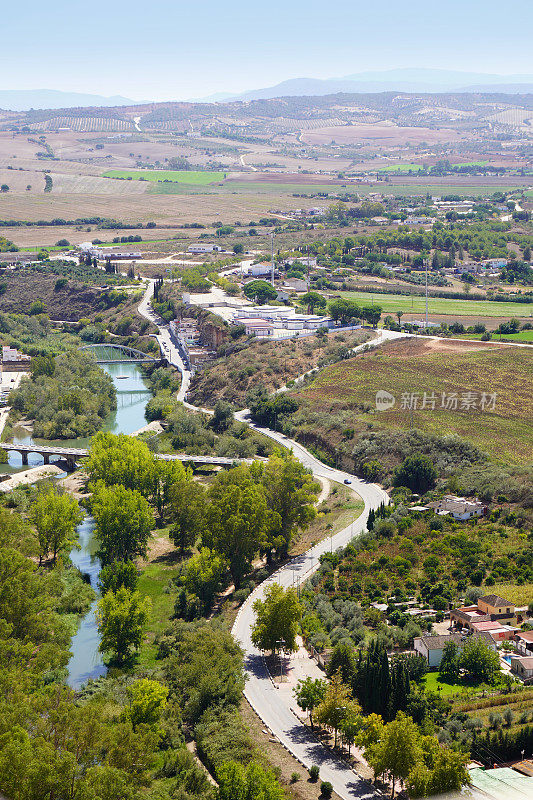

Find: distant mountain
0;90;137;111
219;68;533;101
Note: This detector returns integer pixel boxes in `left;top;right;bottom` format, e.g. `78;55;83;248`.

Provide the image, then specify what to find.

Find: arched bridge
79;344;160;363
0;442;254;472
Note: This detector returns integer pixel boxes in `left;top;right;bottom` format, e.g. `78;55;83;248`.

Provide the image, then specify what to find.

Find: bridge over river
79;343;162;364
0;442;254;471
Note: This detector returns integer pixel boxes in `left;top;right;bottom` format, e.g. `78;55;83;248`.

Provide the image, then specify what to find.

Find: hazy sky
2;0;532;100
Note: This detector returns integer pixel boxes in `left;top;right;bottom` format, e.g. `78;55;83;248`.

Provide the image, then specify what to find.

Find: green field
378;161;487;173
338;290;533;319
378;164;424;173
500;330;533;342
102;169;226;184
421;672;463;697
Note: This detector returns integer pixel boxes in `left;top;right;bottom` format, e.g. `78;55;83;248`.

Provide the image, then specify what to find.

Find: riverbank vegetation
10;350;116;438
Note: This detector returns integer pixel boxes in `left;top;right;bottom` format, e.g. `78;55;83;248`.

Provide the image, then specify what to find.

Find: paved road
139;277;385;796
137;280;191;401
232;412;387;799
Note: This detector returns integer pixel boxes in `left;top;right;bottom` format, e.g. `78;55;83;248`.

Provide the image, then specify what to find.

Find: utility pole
306;245;310;291
271;231;275;285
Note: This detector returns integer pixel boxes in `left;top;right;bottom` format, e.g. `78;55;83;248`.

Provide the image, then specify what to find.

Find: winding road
138;279;389;797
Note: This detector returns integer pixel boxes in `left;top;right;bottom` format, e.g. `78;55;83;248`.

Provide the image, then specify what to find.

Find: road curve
232;412;387;799
138;277;386;796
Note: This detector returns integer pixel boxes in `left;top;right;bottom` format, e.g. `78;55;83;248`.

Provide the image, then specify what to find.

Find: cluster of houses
414;594;533;681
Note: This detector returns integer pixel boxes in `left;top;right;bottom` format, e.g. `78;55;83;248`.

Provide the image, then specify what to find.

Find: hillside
288;338;533;468
188;329;373;408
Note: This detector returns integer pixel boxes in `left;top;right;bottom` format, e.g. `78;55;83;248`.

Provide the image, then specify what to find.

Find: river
5;358;152;687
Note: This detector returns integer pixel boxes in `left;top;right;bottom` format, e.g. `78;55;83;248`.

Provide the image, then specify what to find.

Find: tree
361;305;382;327
211;399;234;432
243;280;277;305
294;677;327;728
459;637;500;684
203;467;273;588
300;291;326;314
127;679;167;731
258;451;317;557
217;761;284;800
365;712;422;798
396;310;404;325
315;671;359;748
98;559;138;595
151;458;187;521
233;243;244;254
393;454;437;494
86;432;162;497
439;640;460;682
184;547;227;614
0;185;9;193
31;486;83;564
408;736;470;797
169;479;205;556
91;482;154;564
252;583;302;654
328;299;361;326
96;587;151;664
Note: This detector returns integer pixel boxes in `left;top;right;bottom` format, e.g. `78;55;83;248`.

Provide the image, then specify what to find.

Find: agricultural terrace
338;290;533;318
289;338;533;466
102;170;226;184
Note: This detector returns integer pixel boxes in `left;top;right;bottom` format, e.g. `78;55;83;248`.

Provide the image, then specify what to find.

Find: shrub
309;765;320;782
320;781;333;798
290;772;300;783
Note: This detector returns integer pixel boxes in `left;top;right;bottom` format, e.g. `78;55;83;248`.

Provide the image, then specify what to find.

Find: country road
232;412;388;799
137;279;387;797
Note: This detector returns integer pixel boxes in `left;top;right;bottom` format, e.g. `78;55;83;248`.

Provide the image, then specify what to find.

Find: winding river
5;358;152;687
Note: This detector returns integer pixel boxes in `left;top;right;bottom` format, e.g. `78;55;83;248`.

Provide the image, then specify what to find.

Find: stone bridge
0;442;254;472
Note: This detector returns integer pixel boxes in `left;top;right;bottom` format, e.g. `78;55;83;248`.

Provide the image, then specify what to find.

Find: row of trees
294;672;469;798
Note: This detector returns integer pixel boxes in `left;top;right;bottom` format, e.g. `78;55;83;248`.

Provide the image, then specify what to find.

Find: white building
243;319;275;337
427;496;486;521
510;656;533;681
187;244;224;254
414;633;465;668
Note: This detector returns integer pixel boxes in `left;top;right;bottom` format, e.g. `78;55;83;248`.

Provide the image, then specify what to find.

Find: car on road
343;478;351;484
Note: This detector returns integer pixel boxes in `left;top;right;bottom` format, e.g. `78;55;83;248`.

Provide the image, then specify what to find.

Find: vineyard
290;338;533;465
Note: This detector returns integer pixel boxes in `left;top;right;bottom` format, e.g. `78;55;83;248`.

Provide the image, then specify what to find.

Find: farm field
292;338;533;465
500;330;533;342
338;290;533;319
102;169;226;184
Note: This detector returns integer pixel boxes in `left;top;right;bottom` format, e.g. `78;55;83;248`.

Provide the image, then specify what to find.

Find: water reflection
3;360;152;687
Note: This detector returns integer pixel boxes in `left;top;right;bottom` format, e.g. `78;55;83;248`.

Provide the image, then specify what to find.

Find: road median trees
294;677;327;728
251;583;302;654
